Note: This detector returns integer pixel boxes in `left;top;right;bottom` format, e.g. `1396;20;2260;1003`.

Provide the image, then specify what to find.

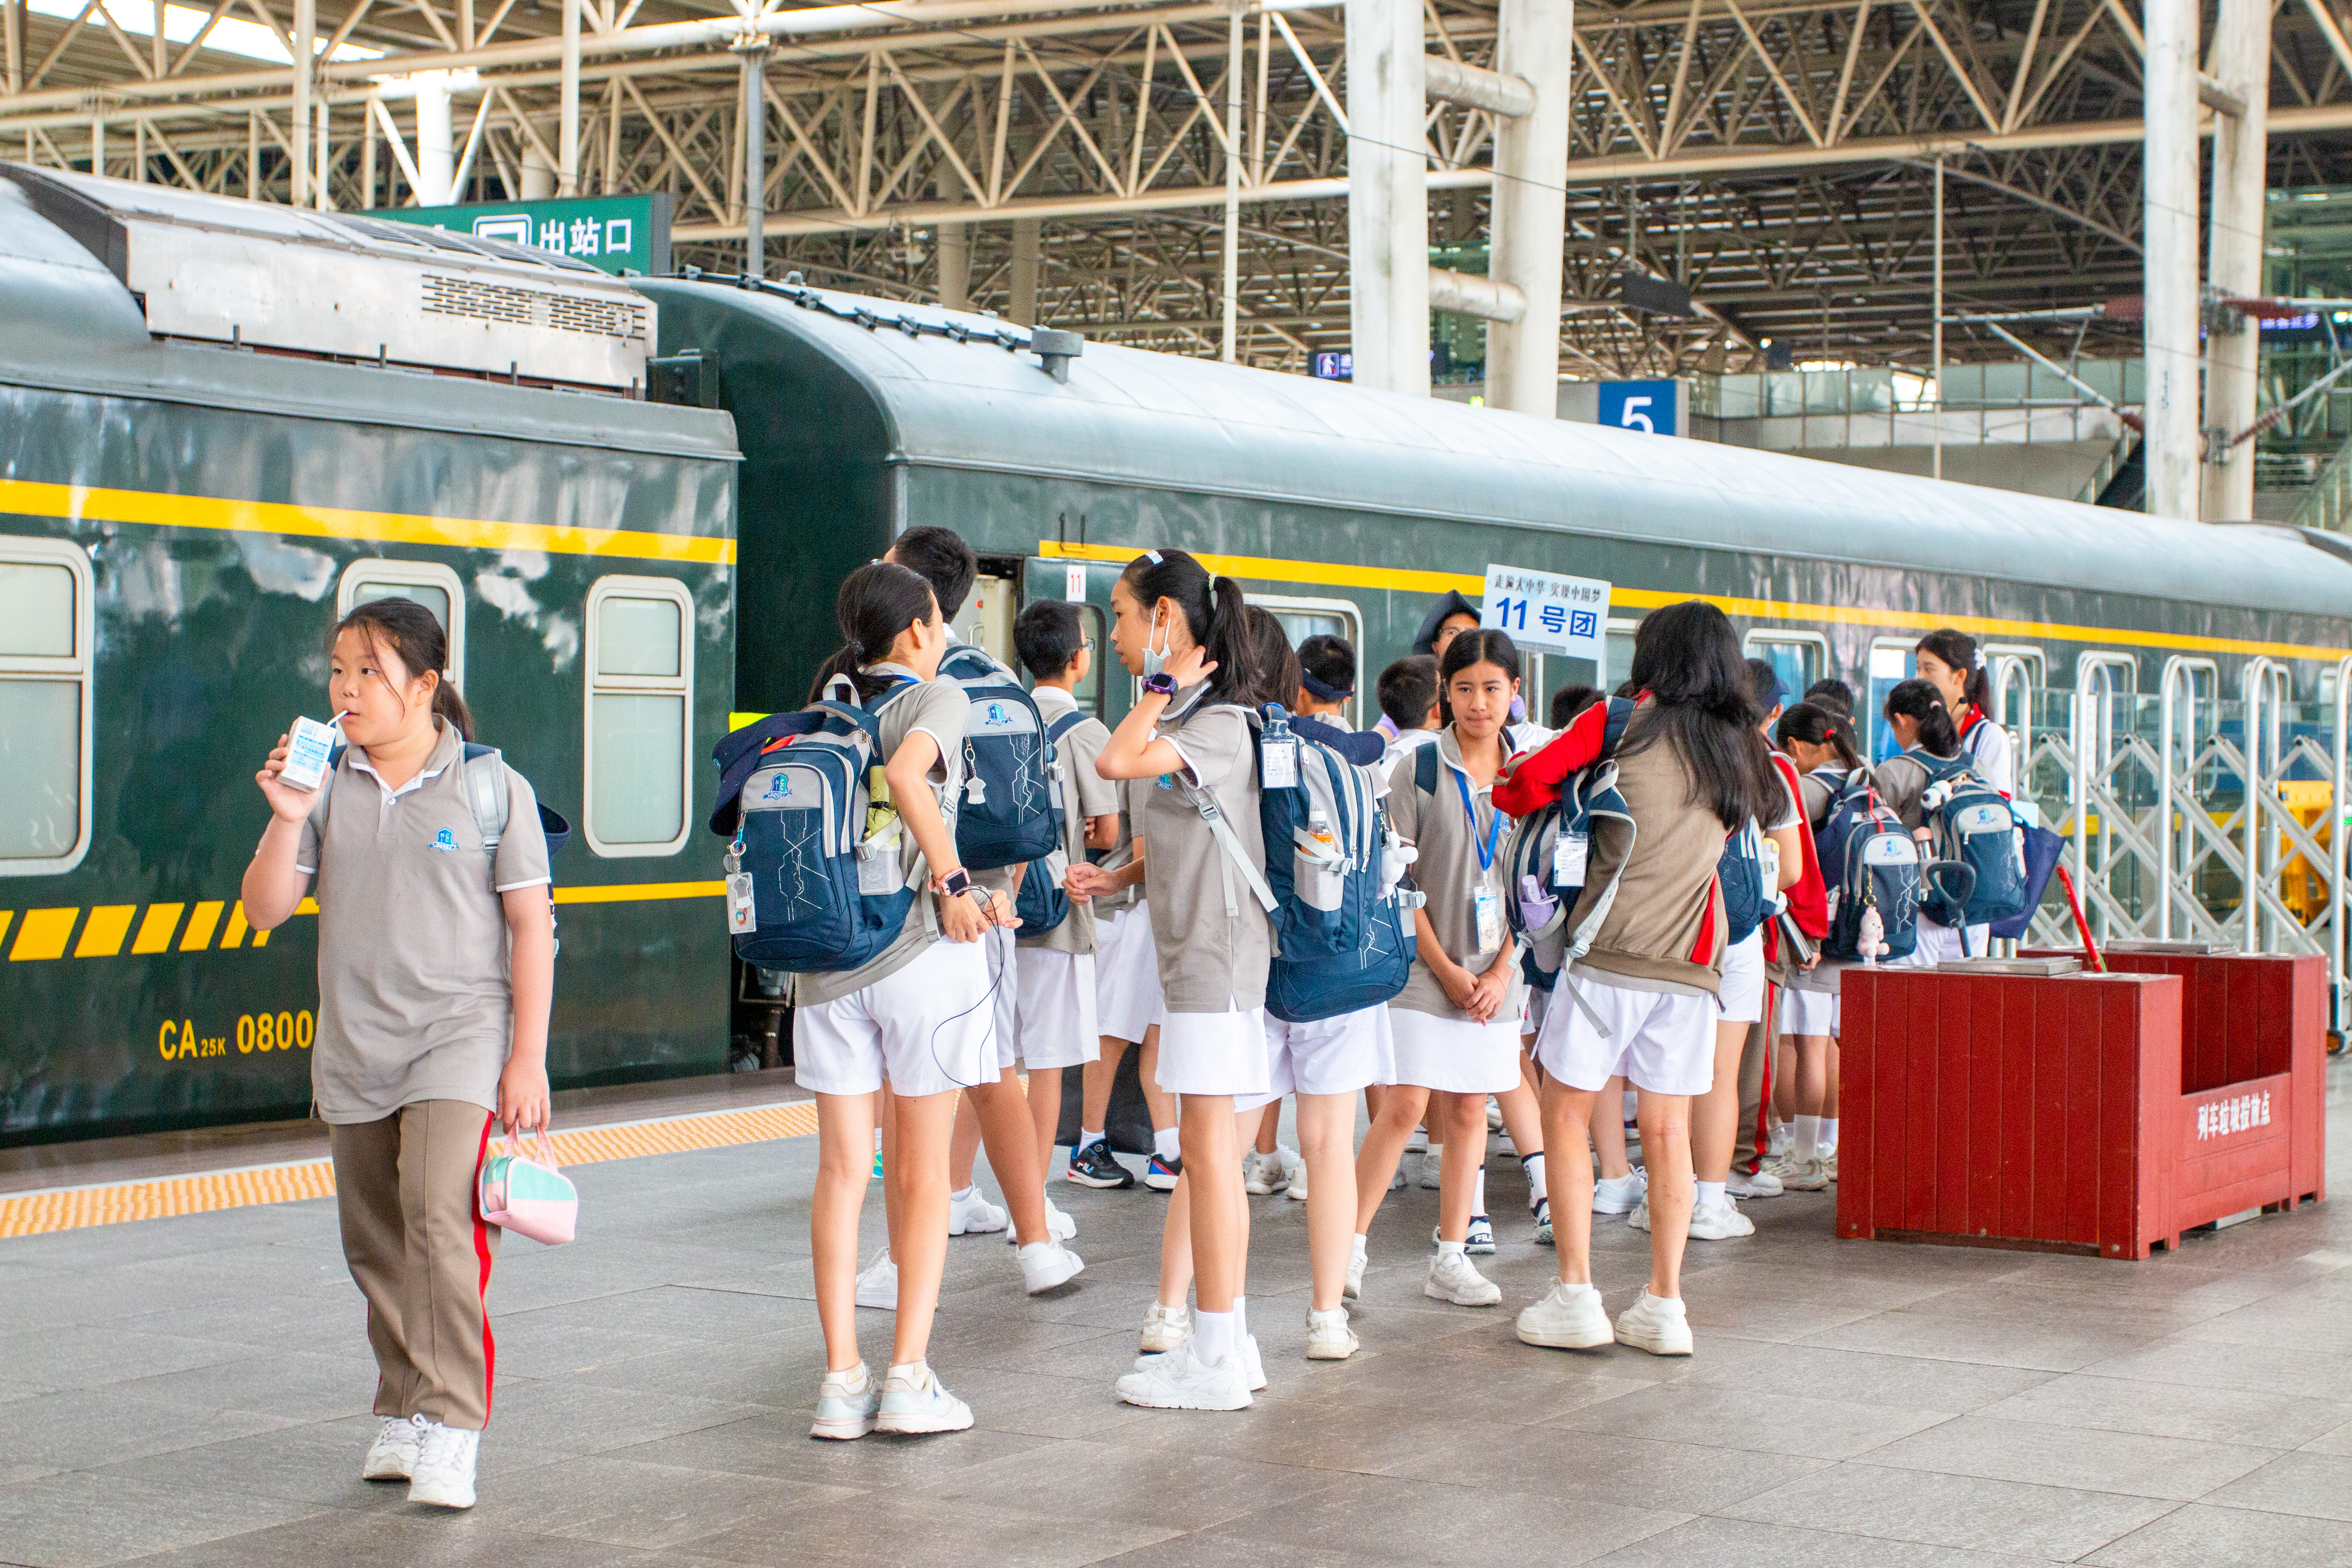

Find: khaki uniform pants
330;1100;501;1431
1733;977;1778;1174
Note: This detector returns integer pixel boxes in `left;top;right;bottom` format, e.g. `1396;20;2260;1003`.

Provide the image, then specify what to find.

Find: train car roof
0;171;737;462
647;275;2352;620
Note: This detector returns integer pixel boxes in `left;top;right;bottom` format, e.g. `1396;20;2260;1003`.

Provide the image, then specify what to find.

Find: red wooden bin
1837;952;2327;1260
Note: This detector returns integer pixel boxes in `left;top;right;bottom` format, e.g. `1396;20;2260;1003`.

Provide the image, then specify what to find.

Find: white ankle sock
1193;1308;1235;1367
1351;1232;1368;1257
1437;1237;1466;1257
1820;1118;1839;1149
1234;1296;1248;1339
1081;1127;1104;1150
1472;1164;1488;1215
1153;1128;1181;1162
1793;1115;1821;1161
1522;1151;1548;1204
1695;1179;1727;1210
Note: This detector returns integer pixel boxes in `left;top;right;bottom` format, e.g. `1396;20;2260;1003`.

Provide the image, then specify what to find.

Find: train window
0;541;93;875
1743;632;1826;704
1067;601;1107;718
336;560;468;691
585;576;694;857
1866;639;1911;763
1604;619;1641;690
1252;594;1365;726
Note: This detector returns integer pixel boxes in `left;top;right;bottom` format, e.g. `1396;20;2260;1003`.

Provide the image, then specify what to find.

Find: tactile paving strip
0;1099;820;1240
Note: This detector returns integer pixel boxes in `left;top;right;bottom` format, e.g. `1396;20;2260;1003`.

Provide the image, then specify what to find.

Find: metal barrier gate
2006;654;2352;1024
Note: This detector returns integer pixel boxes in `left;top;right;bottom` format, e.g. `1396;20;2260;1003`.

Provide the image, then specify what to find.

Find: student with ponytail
1877;677;1976;965
1771;700;1858;1188
1089;549;1272;1410
1915;628;2014;798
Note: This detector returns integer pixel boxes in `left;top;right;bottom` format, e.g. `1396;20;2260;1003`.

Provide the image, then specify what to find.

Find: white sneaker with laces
854;1246;897;1309
1389;1165;1408;1191
876;1363;974;1433
1592;1169;1648;1215
1425;1249;1502;1307
1017;1238;1085;1292
1139;1300;1191;1354
1007;1196;1081;1245
1687;1197;1755;1240
947;1188;1008;1235
1305;1307;1357;1360
1614;1288;1694;1356
1767;1121;1794;1161
1514;1280;1612;1349
1242;1149;1286;1195
362;1414;424;1481
1419;1151;1444;1190
406;1421;479;1509
1114;1338;1251;1410
1486;1098;1504;1132
1280;1149;1307;1200
810;1363;877;1440
1532;1197;1554;1246
1343;1236;1367;1300
1627;1194;1651;1232
1822;1146;1839;1181
1778;1156;1830;1191
1727;1166;1783;1200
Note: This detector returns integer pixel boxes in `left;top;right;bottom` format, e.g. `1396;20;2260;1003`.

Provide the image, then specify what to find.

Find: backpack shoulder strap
1045;709;1088;745
1601;696;1637;756
1415;739;1439;796
460;743;511;857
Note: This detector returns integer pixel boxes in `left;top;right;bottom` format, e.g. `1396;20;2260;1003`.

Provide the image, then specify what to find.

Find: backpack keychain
724;834;756;935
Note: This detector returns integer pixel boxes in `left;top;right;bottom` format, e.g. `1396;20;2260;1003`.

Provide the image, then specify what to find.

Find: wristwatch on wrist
1141;671;1178;698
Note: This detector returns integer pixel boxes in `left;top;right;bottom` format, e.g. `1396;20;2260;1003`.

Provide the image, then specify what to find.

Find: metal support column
1009;217;1040;325
937;221;968;311
1221;0;1242;362
559;0;581;195
291;0;314;206
1484;0;1569;417
415;72;454;206
2203;0;2269;521
738;39;769;279
2143;0;2202;521
1344;0;1428;396
1932;155;1944;481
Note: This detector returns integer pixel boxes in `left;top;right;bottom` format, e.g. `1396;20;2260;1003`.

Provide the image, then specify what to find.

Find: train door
963;571;1019;668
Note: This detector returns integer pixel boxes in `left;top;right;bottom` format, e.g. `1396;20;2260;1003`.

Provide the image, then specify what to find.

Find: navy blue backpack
1012;709;1090;936
937;643;1062;871
1491;698;1635;991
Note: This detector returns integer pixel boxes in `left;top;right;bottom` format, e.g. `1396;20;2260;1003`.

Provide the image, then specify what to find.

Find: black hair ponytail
1917;627;1992;715
811;562;937;705
1885;677;1961;757
1622;600;1774;829
1120;549;1260;705
331;597;474;741
1776;700;1864;771
1242;606;1301;709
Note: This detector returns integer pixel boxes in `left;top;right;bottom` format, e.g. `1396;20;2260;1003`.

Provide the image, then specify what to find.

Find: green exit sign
374;193;671;276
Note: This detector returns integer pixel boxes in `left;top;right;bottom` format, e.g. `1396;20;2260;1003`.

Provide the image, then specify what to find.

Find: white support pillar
1932;155;1945;481
558;0;581;195
90;115;102;176
1009;217;1040;325
291;0;313;206
2204;0;2269;521
314;99;328;206
521;145;554;199
2144;0;2202;522
740;40;769;279
1484;0;1570;416
1220;0;1242;363
937;221;968;310
1345;0;1428;397
415;71;455;206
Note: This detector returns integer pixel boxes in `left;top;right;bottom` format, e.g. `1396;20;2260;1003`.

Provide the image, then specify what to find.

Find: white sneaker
1008;1196;1080;1245
1592;1169;1648;1215
1532;1197;1554;1246
1280;1149;1307;1200
1242;1149;1287;1195
854;1246;897;1309
1419;1151;1444;1190
1628;1194;1651;1232
406;1421;479;1509
362;1414;424;1481
1486;1098;1504;1132
1778;1156;1831;1192
1389;1165;1407;1191
1614;1288;1694;1356
1425;1249;1502;1307
948;1188;1008;1236
1114;1338;1251;1410
1822;1146;1839;1181
876;1363;974;1433
1017;1238;1085;1293
1687;1198;1755;1240
1727;1166;1783;1200
1305;1306;1357;1360
1515;1280;1612;1349
1240;1332;1268;1392
1767;1121;1795;1160
1343;1236;1367;1300
1433;1216;1498;1255
1139;1300;1191;1354
811;1363;877;1440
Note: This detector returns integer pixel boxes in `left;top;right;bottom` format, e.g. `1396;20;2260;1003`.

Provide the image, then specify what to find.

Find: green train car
0;168;738;1143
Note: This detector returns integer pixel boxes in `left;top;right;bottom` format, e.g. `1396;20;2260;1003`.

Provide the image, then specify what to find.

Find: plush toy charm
1858;903;1889;965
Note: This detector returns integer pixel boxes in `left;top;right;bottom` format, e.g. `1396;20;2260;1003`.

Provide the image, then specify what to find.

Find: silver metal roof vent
0;164;653;392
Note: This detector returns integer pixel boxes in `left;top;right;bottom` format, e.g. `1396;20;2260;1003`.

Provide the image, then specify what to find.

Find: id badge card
1553;829;1589;886
726;873;757;934
1473;881;1504;952
1261;735;1299;790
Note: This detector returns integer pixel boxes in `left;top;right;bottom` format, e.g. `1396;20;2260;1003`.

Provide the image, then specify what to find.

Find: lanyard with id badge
1454;769;1506;952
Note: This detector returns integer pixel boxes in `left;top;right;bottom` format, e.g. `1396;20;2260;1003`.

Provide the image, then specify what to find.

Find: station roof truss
7;0;2352;377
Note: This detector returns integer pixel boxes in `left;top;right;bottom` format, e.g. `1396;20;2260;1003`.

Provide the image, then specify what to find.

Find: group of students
247;523;2021;1507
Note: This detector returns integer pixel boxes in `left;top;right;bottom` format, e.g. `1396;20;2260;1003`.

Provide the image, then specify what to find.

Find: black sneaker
1065;1139;1134;1189
1144;1153;1183;1192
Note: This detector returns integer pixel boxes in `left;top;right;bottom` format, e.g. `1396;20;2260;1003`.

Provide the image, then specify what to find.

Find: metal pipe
1932;154;1943;480
414;70;454;205
2158;655;2217;940
936;220;968;310
2242;656;2282;953
2142;0;2201;521
1009;216;1040;325
1423;54;1533;117
1427;266;1526;322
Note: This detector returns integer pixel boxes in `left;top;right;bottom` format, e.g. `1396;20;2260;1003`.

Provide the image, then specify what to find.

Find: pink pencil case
478;1131;579;1246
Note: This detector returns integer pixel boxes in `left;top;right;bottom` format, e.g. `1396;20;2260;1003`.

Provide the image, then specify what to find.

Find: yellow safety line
0;478;736;567
1038;540;2351;664
0;1100;820;1240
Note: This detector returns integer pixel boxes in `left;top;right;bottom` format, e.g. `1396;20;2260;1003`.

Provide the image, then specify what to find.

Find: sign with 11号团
1480;565;1611;660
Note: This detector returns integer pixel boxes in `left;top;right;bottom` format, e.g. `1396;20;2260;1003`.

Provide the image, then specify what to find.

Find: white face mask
1140;608;1174;680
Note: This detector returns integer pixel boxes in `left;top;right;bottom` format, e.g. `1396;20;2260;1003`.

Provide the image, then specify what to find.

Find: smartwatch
1141;672;1178;698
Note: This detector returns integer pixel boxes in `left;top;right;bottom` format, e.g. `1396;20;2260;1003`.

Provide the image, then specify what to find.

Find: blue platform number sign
1598;379;1678;437
1480;565;1611;660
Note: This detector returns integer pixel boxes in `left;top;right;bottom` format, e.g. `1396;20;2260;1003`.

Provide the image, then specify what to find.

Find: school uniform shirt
1022;685;1120;957
1386;727;1526;1023
289;719;551;1124
793;665;968;1009
1143;681;1271;1013
1799;766;1844;830
1495;698;1729;998
1090;774;1156;917
1958;708;2016;798
1380;726;1440;772
1871;748;1950;833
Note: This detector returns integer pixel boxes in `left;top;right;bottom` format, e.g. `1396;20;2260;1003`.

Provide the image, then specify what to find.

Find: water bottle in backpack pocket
1915;755;2028;928
938;645;1062;870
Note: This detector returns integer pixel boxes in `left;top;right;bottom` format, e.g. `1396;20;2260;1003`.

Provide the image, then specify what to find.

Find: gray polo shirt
1387;726;1525;1022
287;720;551;1124
1143;683;1271;1013
1022;685;1119;957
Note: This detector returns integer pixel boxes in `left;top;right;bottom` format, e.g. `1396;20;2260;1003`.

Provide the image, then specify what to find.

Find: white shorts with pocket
985;923;1022;1068
1718;929;1766;1024
1094;904;1165;1044
1779;986;1836;1037
794;935;995;1098
1155;1005;1271;1099
1535;971;1718;1096
1899;918;1988;967
1240;1007;1394;1110
1013;948;1099;1070
1388;1006;1525;1095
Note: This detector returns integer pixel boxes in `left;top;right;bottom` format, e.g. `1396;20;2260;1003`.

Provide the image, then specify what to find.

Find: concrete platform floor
2;1060;2348;1568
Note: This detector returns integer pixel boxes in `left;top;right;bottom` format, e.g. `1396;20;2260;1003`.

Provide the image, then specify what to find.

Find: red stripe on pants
471;1115;498;1425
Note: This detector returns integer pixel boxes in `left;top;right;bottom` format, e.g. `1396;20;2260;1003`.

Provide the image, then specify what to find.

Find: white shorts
1012;948;1099;1070
1535;972;1718;1097
1779;986;1837;1037
1094;904;1165;1044
1718;930;1766;1024
794;936;995;1098
985;923;1021;1068
1155;1005;1271;1099
1899;919;1988;967
1388;1007;1525;1094
1240;1007;1394;1110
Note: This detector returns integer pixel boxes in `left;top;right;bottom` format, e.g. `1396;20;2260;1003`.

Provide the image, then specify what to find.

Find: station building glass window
585;576;693;857
336;560;468;692
0;540;93;874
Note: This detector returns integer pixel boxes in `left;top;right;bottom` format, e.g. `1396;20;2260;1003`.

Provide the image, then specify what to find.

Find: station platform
1;1060;2347;1568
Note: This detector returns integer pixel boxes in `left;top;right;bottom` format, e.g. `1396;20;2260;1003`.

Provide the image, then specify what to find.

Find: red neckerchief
1956;704;1988;739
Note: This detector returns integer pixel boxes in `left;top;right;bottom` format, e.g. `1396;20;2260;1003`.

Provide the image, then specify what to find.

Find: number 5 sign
1597;379;1684;438
1480;565;1612;659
